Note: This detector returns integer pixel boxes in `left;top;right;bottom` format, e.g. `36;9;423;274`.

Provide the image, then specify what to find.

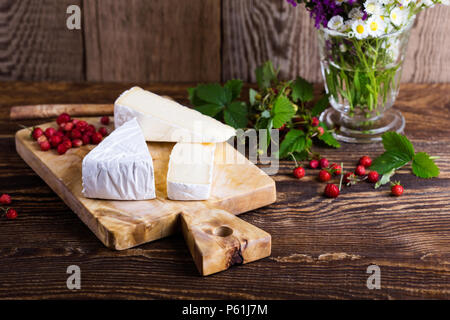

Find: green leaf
374;169;395;189
412;152;440;178
187;87;204;106
255;61;277;90
224;79;243;102
382;132;415;159
196;84;228;106
279;129;305;159
224;101;248;129
317;122;340;148
370;150;411;175
311;94;329;117
195;104;223;117
249;88;259;106
291;76;314;102
272;95;295;129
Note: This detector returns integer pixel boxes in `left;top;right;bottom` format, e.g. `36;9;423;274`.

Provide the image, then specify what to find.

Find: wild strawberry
316;126;325;136
343;172;358;185
309;159;319;169
359;156;372;168
72;139;83;148
100;116;110;126
49;135;62;148
62;122;74;132
40;140;51;151
86;124;96;133
57;143;68;155
76;120;89;132
278;124;286;131
367;171;379;183
311;117;320;127
5;208;18;219
98;127;108;137
54;131;64;138
324;183;339;198
72;119;80;126
62;139;72;149
318;169;332;182
70;128;82;139
56;113;71;125
319;158;329;169
37;135;48;144
81;135;91;145
330;163;342;175
91;132;103;144
0;194;11;205
391;182;404;196
355;165;366;176
293;167;305;179
32;127;44;140
44;127;56;139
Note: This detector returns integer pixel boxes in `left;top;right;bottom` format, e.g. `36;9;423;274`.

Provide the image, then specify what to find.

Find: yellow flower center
370;22;378;31
356;25;365;34
392;13;397;20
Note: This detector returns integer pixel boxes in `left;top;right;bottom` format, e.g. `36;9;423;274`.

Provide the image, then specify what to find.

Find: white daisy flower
367;16;386;37
352;20;369;39
327;16;344;30
364;0;383;15
398;0;412;6
422;0;435;6
378;0;391;4
349;8;364;20
390;7;405;26
441;0;449;5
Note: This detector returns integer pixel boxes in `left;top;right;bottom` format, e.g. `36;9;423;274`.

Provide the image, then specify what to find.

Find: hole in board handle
214;226;233;237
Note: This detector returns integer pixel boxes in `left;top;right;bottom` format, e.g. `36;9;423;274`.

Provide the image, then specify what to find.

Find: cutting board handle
180;207;271;276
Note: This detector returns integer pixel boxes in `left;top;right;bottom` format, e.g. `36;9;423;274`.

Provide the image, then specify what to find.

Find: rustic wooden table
0;82;449;299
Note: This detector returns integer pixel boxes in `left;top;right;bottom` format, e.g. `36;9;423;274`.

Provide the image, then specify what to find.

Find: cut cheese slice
82;118;156;200
167;143;216;201
114;87;236;143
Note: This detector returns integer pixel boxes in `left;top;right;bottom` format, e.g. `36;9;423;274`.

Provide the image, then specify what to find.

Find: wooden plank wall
0;0;449;83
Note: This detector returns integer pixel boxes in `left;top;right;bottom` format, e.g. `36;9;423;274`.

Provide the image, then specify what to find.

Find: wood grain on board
83;0;221;82
222;0;450;83
0;82;449;298
0;0;84;81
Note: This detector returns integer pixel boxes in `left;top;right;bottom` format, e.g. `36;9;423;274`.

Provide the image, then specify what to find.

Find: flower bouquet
288;0;449;143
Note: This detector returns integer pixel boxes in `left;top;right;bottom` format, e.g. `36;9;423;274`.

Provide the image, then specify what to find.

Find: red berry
56;113;71;125
37;135;48;144
5;208;18;219
0;194;11;205
76;121;89;132
70;128;82;139
86;124;96;133
343;172;355;184
62;122;74;132
32;127;44;140
293;167;305;179
316;127;325;136
391;183;404;196
330;163;342;175
318;169;332;182
355;165;366;176
72;139;83;148
72;119;80;125
44;127;56;139
311;117;320;127
62;139;72;149
359;156;372;168
309;159;319;169
50;135;62;148
98;127;108;137
101;116;110;126
40;140;51;151
367;171;379;183
91;132;103;144
319;158;329;169
57;143;68;155
81;135;91;145
54;131;64;138
324;184;340;198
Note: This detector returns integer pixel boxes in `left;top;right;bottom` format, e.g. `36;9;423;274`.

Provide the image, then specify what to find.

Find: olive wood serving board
15;118;275;275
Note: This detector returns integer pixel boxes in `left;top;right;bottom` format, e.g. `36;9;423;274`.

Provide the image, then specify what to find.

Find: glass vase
318;18;415;143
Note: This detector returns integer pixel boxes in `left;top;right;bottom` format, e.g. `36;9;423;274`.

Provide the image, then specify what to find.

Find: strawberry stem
289;152;299;168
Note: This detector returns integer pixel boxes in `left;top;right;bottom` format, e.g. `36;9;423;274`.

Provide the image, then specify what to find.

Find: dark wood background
0;0;449;83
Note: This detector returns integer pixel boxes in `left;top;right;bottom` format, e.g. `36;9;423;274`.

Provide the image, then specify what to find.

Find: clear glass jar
318;18;415;143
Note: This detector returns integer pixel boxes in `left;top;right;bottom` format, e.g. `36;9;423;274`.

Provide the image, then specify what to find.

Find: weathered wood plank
222;0;450;83
83;0;221;82
0;0;84;81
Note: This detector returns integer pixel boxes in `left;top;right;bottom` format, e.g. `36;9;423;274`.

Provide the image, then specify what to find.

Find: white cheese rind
167;143;216;201
82;118;156;200
114;87;236;143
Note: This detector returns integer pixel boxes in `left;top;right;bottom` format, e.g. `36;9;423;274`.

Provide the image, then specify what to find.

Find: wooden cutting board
15;118;276;275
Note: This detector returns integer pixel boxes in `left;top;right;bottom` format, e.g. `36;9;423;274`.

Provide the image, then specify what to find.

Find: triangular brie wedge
167;143;216;201
82;118;156;200
114;87;236;143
